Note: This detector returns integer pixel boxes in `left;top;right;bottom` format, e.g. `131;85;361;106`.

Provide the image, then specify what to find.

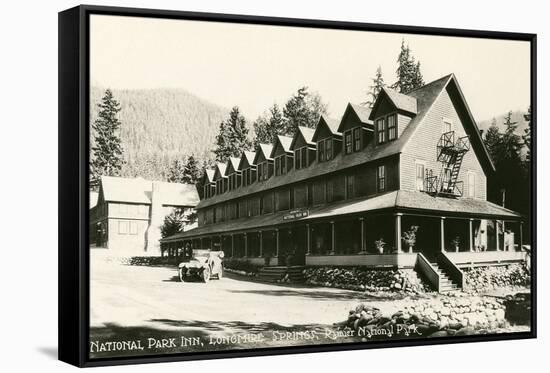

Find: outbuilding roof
100;176;199;206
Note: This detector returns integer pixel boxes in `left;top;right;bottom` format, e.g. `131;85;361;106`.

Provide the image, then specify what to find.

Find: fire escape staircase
426;131;470;197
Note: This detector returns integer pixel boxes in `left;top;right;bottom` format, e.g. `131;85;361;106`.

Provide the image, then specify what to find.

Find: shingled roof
100;176;199;207
197;74;493;209
369;87;418;120
238;151;257;170
163;190;520;241
254;143;274;163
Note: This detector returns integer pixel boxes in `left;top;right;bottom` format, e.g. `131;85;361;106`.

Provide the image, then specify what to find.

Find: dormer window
257;162;269;181
376;118;386;144
295;147;308;170
353;127;361;151
344;127;363;155
388;114;397;141
344;131;352;154
275;155;287;176
318;138;333;162
376;114;398;144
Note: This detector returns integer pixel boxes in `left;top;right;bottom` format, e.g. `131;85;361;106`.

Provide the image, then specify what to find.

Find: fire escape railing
425;131;470;197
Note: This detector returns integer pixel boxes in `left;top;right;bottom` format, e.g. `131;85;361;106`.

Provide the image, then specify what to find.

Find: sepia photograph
86;12;533;360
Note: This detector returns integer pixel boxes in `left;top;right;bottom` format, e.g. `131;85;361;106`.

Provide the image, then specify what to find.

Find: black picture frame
58;4;537;367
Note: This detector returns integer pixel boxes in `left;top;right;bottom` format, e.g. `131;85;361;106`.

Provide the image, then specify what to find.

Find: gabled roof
311;115;342;142
337;103;374;133
225;157;241;175
253;143;274;163
203;169;215;183
238;151;256;170
270;135;293;158
213;163;227;180
350;103;373;124
100;176;199;206
290;126;316;150
197;74;495;208
369;87;418;120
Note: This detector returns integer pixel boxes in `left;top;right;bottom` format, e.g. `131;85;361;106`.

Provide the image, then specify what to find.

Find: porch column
231;234;235;258
468;219;474;252
306;224;311;255
275;229;280;257
495;220;500;251
244;233;248;258
359;218;366;253
259;231;263;257
519;222;524;251
395;213;403;253
440;217;446;252
330;221;335;255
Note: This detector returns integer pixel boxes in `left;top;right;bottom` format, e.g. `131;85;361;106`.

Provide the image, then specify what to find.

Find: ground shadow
225;288;400;302
36;346;57;360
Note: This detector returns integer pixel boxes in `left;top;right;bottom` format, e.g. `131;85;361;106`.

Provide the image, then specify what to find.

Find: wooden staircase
429;262;459;292
256;266;306;283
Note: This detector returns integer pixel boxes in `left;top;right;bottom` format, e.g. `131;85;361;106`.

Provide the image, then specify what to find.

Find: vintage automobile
178;249;224;283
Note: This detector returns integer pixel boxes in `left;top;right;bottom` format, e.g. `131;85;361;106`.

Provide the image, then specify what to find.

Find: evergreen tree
167;158;186;183
90;89;124;190
484;118;502;163
253;104;285;146
500;110;522;162
213;106;252;162
392;40;424;93
362;66;385;108
282;87;328;136
182;154;201;184
160;209;185;238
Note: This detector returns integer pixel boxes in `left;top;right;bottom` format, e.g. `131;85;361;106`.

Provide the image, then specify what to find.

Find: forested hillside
90;87;229;181
478;110;528;135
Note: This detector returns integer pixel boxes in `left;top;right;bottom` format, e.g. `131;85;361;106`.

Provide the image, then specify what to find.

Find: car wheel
202;267;211;283
178;268;186;283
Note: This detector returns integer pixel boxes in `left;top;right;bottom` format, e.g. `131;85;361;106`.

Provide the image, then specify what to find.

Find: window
275;155;286;176
118;221;128;235
468;172;476;198
344;131;353;154
129;221;138;235
318;141;325;162
346;174;355;199
295;149;301;169
325;139;333;160
262;162;269;180
443;118;453;133
415;162;425;191
377;118;386;144
353;127;361;151
377;165;386;192
300;147;307;168
388;114;397;141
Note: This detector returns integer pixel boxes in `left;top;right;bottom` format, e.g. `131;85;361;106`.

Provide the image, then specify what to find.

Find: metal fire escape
425;131;470;197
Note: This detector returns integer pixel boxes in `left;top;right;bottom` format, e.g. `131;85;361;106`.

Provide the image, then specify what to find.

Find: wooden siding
400;87;487;199
306;253;417;268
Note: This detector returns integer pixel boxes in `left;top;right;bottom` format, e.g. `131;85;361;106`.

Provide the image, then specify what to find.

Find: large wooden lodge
161;74;527;291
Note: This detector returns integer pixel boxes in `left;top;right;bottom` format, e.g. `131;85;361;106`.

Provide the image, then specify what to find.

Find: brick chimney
146;181;163;255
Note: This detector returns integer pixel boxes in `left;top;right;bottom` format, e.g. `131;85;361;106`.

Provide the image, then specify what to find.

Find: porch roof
162;191;521;242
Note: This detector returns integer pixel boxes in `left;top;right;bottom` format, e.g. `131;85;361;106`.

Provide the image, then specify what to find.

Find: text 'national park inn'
161;74;527;291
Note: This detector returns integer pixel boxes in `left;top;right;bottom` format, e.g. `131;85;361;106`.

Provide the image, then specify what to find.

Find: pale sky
90;15;531;122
